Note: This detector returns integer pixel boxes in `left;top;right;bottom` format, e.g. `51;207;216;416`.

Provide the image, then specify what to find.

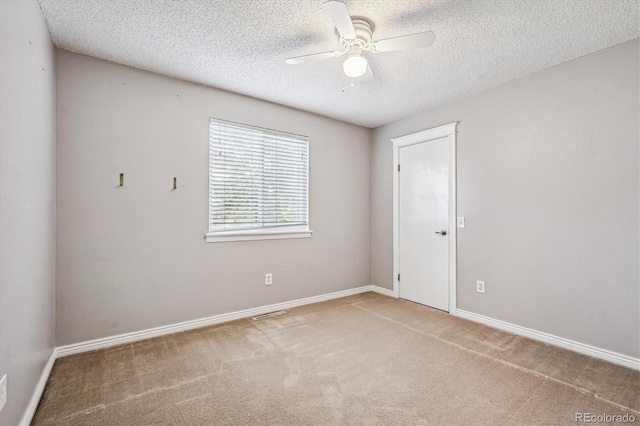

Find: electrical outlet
265;273;273;286
457;217;465;228
476;280;485;294
0;374;7;413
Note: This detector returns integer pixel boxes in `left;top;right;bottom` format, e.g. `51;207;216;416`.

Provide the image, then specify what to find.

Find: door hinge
397;273;400;281
397;164;400;172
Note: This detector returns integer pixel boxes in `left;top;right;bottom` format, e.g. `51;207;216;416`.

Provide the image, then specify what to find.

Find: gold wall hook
173;177;177;190
119;173;124;186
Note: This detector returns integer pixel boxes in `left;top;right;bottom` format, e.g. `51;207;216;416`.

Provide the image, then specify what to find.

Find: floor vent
252;310;287;320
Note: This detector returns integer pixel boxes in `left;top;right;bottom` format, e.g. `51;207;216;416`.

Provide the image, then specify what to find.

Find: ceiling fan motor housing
340;17;374;52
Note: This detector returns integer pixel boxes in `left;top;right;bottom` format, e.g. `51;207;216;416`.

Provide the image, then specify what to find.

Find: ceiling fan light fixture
343;53;367;78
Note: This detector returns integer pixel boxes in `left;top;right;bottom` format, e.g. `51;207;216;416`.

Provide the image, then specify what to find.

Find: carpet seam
37;294;638;424
43;371;222;423
501;378;547;424
350;301;640;415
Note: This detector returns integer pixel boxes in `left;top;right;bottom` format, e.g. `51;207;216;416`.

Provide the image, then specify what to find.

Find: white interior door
398;137;449;311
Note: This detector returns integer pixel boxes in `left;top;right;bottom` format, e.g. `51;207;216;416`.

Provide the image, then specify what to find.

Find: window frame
205;118;312;243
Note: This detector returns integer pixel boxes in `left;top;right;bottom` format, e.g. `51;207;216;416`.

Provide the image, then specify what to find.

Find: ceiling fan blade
370;31;435;53
285;51;342;65
323;0;356;40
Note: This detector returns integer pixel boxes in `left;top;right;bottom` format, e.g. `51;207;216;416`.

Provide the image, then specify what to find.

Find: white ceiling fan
286;0;436;83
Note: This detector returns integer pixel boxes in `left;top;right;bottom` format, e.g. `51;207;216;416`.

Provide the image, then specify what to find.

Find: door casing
392;122;458;313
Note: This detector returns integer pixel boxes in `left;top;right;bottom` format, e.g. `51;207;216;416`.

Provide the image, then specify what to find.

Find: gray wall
371;39;639;358
55;50;371;346
0;1;57;424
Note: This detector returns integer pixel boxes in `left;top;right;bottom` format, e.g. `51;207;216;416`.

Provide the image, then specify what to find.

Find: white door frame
392;122;458;313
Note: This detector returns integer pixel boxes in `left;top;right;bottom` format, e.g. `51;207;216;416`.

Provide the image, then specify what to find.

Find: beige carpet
33;292;639;425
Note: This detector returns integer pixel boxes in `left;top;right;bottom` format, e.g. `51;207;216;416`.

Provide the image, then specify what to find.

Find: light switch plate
457;217;465;228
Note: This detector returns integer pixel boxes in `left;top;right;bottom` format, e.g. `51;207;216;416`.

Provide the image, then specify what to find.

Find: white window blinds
209;118;309;233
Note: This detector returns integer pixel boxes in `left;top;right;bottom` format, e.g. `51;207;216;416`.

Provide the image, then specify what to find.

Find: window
206;118;311;243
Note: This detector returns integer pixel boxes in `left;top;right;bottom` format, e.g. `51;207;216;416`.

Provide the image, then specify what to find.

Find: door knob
435;230;447;236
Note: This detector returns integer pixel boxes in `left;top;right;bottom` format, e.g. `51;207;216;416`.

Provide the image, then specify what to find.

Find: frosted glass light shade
343;54;368;78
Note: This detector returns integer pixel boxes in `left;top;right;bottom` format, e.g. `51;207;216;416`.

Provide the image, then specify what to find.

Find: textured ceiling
38;0;639;128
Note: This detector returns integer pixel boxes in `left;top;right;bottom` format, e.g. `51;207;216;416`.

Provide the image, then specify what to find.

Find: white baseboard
455;309;640;371
56;285;376;358
370;285;396;298
20;349;56;426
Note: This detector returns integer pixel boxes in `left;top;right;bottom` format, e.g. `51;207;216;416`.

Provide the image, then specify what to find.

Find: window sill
205;228;313;243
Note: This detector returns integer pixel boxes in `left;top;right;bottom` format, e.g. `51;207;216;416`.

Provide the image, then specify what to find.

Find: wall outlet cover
265;273;273;286
476;280;486;294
